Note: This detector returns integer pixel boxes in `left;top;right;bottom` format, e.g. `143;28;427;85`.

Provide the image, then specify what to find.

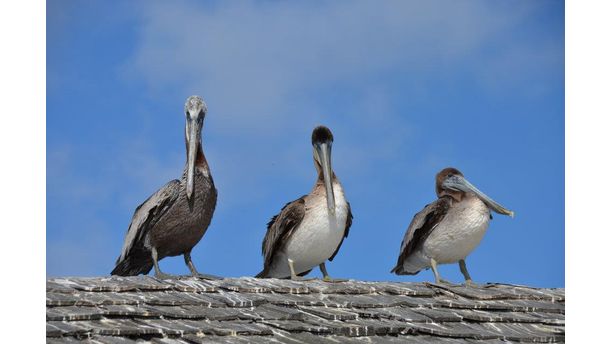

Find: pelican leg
151;247;176;280
430;258;451;284
319;263;330;279
287;259;315;281
184;252;221;280
288;259;301;280
459;259;477;287
319;263;348;283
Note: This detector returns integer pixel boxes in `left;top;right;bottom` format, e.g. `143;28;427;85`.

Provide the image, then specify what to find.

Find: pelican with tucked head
111;95;218;279
391;167;513;286
256;126;353;281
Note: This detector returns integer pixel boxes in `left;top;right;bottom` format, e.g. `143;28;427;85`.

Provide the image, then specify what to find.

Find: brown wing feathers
391;196;452;274
257;197;307;277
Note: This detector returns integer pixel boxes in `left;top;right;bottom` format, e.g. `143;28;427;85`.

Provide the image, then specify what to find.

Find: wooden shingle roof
46;276;564;343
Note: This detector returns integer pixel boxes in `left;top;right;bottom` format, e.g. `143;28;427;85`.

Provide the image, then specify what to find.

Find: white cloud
47;1;562;276
121;1;561;179
126;1;545;133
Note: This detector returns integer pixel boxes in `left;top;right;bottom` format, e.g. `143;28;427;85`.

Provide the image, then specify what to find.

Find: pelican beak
315;142;336;215
186;112;202;202
443;175;514;217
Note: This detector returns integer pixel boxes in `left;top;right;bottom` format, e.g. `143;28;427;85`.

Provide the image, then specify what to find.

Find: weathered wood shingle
46;277;564;343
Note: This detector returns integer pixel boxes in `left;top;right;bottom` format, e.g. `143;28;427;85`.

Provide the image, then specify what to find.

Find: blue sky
47;0;564;287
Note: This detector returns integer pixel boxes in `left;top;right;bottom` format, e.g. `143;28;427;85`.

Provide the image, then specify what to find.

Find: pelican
111;95;217;279
256;126;352;281
391;167;513;286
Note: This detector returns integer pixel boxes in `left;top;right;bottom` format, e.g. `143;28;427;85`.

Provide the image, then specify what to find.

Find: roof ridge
47;276;565;342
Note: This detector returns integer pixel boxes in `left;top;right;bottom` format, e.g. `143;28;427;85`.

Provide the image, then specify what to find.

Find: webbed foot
155;272;177;280
192;273;222;280
437;278;454;285
318;263;347;282
463;279;480;288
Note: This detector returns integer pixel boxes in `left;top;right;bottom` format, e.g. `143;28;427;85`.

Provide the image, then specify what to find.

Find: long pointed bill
186;119;200;202
444;175;514;217
316;142;336;216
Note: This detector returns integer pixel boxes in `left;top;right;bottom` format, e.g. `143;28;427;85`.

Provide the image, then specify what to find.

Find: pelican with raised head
256;126;353;281
391;167;513;286
111;95;218;279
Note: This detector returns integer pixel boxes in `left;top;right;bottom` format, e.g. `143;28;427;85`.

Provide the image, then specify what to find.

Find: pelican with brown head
391;167;513;285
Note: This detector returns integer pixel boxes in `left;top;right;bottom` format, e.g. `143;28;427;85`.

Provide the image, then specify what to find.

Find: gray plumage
111;96;217;278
